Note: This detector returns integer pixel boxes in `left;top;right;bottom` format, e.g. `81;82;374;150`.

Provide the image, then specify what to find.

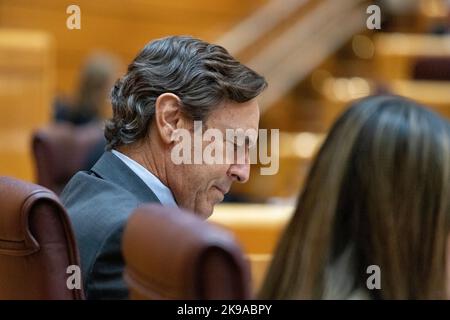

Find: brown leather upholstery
32;123;104;194
412;56;450;81
123;204;251;299
0;176;84;299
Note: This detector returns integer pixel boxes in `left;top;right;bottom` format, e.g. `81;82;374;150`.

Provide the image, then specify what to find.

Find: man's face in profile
168;99;260;218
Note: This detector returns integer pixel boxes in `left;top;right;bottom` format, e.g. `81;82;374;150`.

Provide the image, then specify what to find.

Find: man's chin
196;203;215;220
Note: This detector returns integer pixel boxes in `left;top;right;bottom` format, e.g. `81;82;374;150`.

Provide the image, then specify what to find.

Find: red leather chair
412;56;450;81
32;123;104;194
0;176;84;299
122;204;251;299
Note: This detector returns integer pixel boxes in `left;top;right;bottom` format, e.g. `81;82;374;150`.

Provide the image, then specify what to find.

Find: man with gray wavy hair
61;35;267;299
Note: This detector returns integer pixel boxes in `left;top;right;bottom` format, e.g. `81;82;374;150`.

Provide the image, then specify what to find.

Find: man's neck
115;141;169;188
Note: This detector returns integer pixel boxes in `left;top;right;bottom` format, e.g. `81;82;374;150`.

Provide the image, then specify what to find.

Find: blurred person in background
54;53;120;170
54;53;119;125
259;95;450;299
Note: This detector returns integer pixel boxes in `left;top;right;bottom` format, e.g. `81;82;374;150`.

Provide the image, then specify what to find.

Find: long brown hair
259;95;450;299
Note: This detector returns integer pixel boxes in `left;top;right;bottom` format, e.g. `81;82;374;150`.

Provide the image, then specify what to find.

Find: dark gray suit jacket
60;151;160;299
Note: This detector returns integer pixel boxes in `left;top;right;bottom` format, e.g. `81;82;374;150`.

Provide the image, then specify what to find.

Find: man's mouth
213;185;229;195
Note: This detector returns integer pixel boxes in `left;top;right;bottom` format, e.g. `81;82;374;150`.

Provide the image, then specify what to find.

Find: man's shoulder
61;170;143;228
60;170;151;279
61;170;124;197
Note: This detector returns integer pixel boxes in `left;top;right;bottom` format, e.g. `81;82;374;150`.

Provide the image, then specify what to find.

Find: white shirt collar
111;149;177;207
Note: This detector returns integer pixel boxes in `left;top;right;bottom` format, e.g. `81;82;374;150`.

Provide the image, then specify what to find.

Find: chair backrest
0;176;84;299
122;204;251;300
412;56;450;81
32;123;104;194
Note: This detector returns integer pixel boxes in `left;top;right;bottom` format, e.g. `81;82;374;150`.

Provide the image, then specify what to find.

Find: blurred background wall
1;0;450;201
3;0;450;293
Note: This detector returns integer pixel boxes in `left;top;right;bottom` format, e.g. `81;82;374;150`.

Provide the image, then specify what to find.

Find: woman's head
260;95;450;299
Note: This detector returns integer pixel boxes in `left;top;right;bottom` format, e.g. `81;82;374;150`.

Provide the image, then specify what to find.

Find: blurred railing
218;0;370;113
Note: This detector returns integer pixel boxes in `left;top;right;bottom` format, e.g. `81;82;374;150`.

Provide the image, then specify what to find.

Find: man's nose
228;163;250;183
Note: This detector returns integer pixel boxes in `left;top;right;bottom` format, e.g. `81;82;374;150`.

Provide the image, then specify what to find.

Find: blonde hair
259;95;450;299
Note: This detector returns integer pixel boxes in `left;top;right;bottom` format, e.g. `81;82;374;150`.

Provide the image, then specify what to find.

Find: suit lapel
90;151;161;204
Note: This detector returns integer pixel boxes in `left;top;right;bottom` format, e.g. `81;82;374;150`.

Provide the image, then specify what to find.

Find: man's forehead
205;119;259;146
205;100;260;130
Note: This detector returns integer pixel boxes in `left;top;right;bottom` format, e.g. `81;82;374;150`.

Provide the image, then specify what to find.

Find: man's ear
154;93;183;144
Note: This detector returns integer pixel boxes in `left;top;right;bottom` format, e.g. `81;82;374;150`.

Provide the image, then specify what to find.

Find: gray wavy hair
105;35;267;150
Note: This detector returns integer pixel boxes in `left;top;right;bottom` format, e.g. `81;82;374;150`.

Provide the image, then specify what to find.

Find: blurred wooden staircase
218;0;371;113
